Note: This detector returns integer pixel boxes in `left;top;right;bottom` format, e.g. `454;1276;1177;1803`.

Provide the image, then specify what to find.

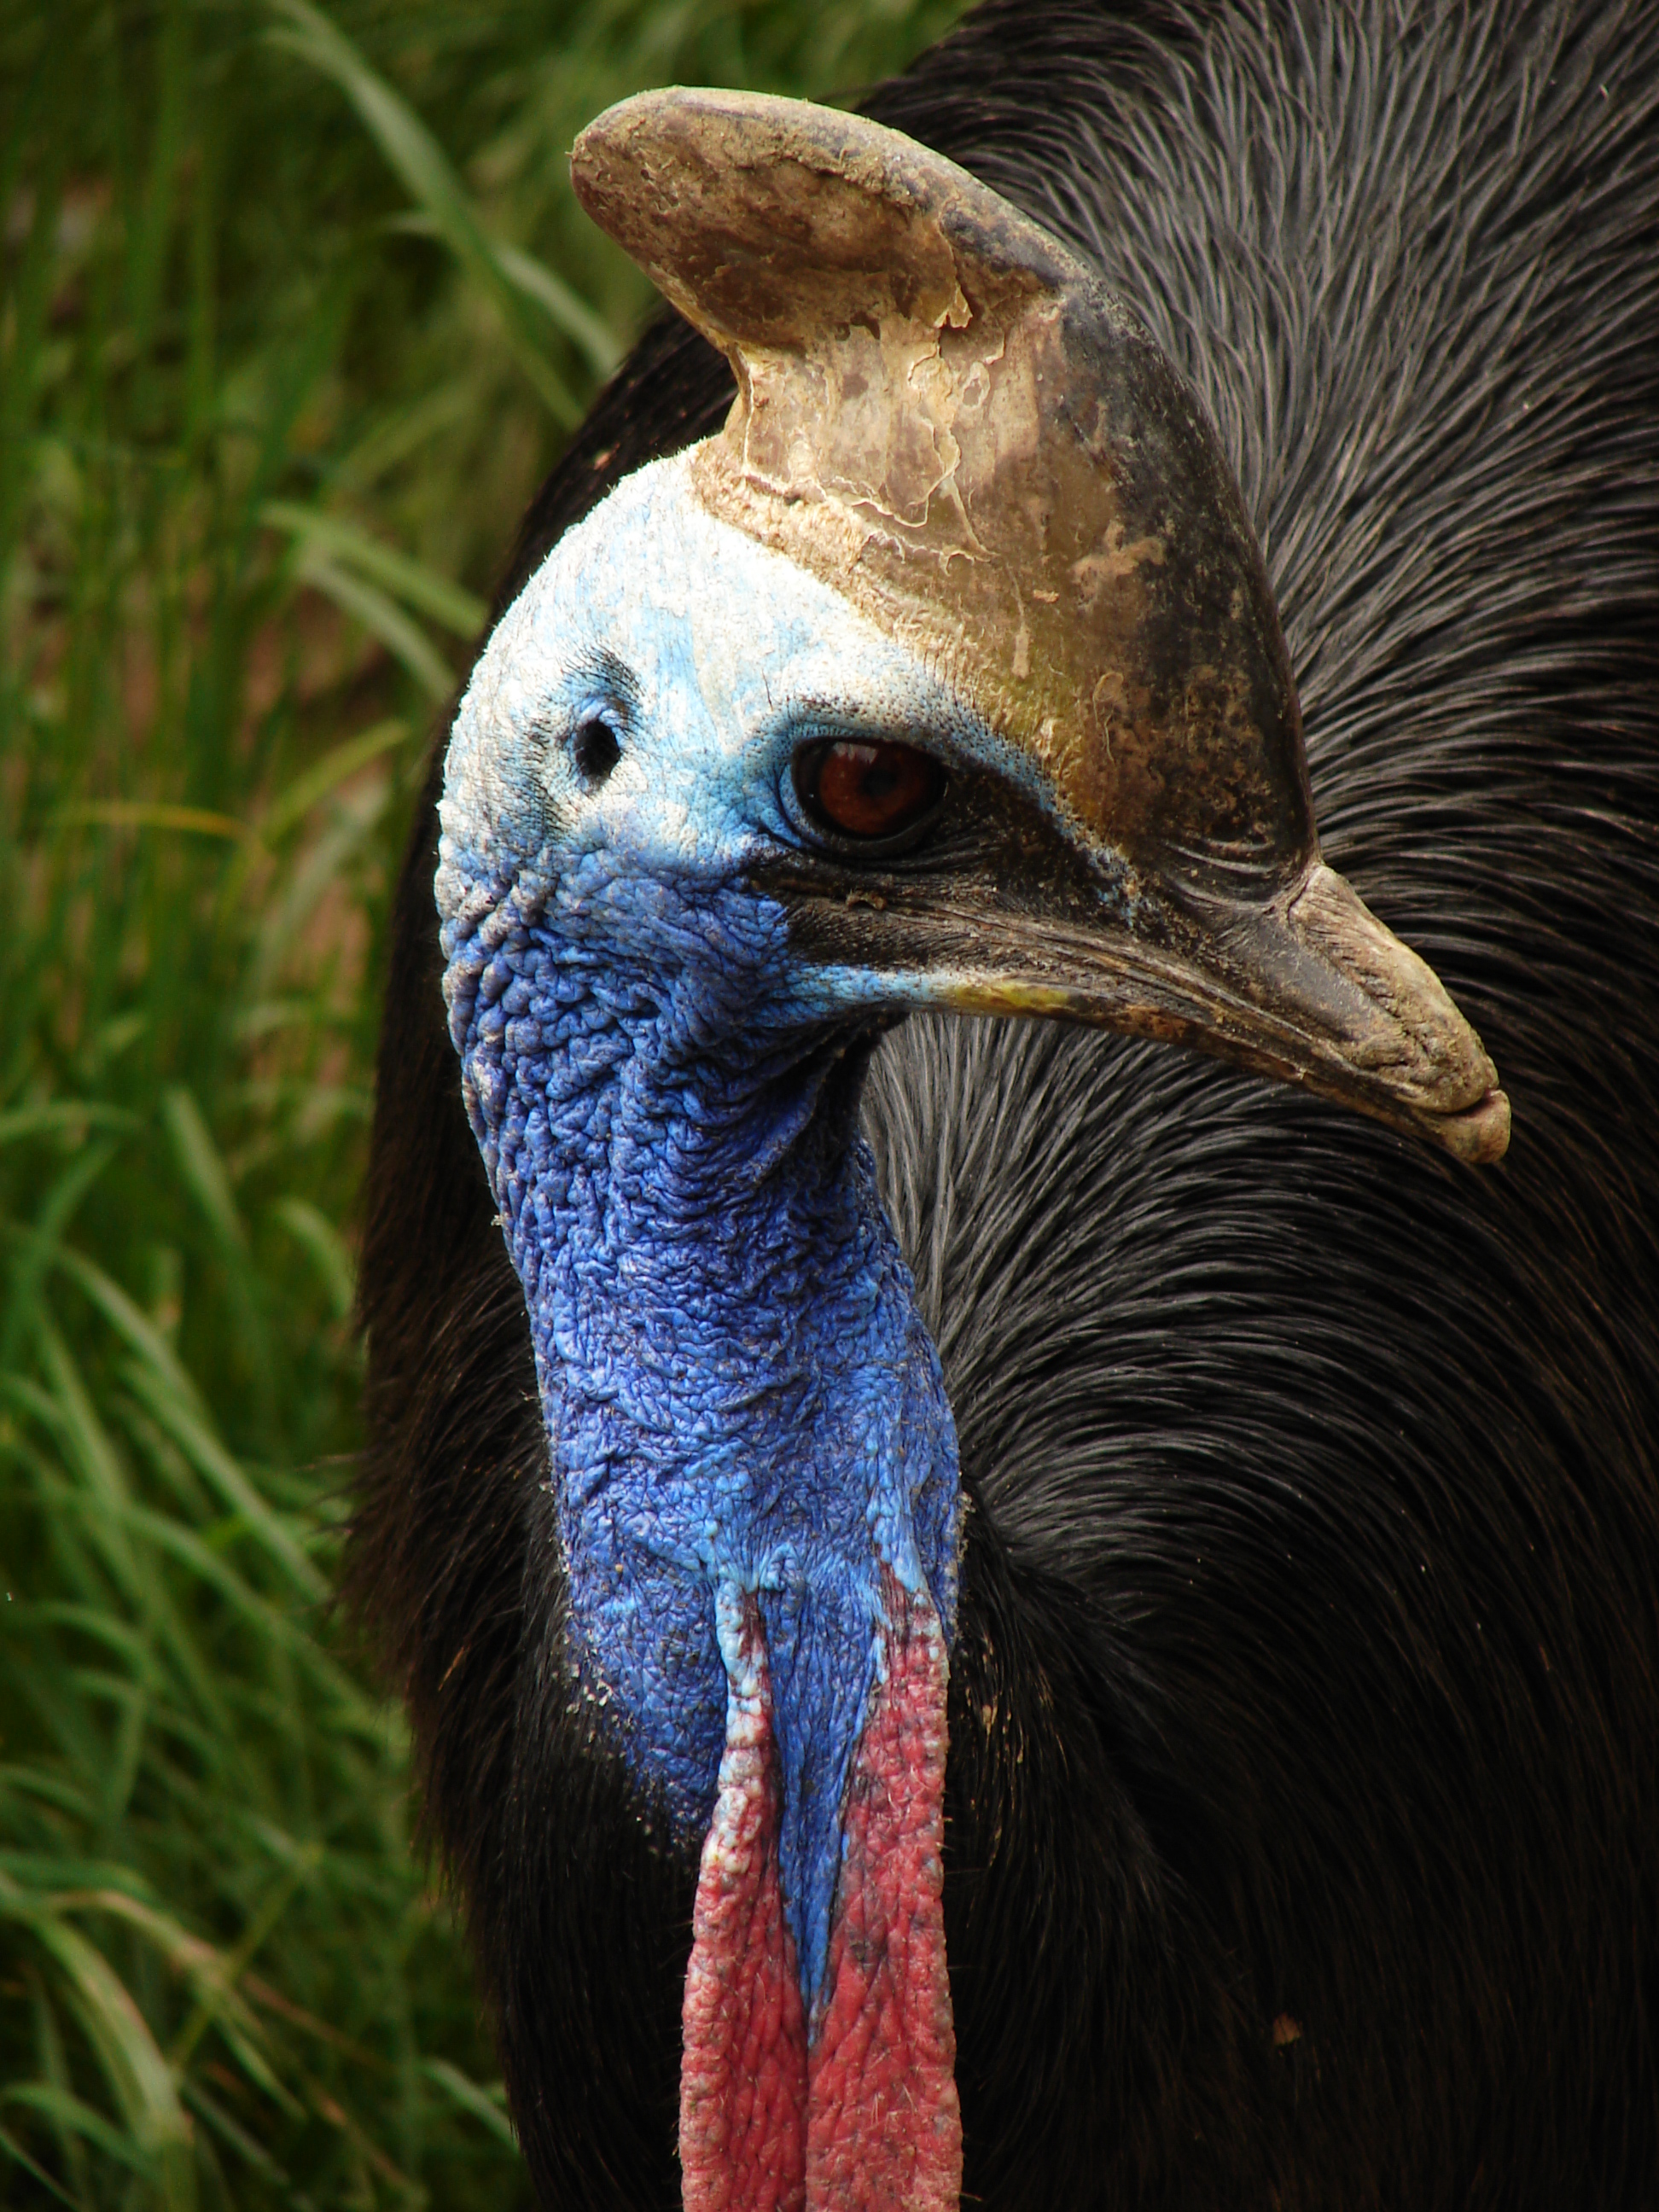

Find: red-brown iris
793;739;946;846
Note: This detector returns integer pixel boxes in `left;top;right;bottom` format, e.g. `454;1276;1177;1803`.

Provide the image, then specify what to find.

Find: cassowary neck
440;847;963;2013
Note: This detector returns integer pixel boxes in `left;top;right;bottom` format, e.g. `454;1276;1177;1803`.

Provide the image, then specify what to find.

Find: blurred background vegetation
0;2;965;2202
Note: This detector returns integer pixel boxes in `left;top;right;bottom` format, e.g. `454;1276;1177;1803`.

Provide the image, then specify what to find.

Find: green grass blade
491;240;624;380
271;1199;356;1323
116;1379;327;1608
0;2115;87;2208
256;719;410;847
42;1245;325;1603
50;806;251;842
2;2082;159;2180
261;502;486;639
2;1882;197;2212
422;2061;518;2153
389;214;623;382
265;0;595;418
294;553;457;700
0;1105;141;1148
160;1090;246;1258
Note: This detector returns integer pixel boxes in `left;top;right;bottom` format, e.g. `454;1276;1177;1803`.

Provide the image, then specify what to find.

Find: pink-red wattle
679;1606;807;2210
678;1584;960;2212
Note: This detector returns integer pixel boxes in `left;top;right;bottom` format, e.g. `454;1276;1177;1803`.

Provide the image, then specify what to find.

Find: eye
792;739;946;847
571;716;621;786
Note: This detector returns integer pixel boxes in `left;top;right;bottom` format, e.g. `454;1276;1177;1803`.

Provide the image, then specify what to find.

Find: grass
0;1;965;2203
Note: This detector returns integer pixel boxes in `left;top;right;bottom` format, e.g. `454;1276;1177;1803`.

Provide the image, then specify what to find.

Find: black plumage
352;2;1659;2203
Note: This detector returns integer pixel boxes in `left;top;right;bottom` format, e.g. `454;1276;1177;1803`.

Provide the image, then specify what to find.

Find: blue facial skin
441;845;958;2008
435;455;1120;2015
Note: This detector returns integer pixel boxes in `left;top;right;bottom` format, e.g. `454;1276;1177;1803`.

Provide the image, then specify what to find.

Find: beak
933;857;1510;1165
764;807;1509;1164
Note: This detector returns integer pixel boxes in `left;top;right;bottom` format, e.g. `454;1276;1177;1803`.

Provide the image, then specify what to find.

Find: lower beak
935;858;1510;1164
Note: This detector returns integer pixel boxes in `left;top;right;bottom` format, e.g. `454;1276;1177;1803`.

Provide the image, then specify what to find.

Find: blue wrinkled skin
434;453;1116;2014
440;842;959;2011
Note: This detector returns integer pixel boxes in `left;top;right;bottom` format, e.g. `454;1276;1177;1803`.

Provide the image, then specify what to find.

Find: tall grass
0;2;963;2203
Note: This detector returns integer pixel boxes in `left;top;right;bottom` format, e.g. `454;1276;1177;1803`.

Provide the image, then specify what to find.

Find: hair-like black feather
353;3;1659;2204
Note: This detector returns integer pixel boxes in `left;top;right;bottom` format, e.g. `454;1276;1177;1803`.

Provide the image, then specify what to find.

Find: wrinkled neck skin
438;840;962;2011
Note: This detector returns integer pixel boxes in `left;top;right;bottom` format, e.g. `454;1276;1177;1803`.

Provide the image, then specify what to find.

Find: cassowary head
444;86;1506;1169
434;87;1508;2212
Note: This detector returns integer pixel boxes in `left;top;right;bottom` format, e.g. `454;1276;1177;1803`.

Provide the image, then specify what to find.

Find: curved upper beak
934;855;1510;1165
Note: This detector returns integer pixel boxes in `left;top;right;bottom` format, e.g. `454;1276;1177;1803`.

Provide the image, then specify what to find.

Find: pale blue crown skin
436;452;1089;2009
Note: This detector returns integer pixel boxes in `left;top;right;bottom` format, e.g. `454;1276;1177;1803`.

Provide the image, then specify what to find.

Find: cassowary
353;3;1659;2206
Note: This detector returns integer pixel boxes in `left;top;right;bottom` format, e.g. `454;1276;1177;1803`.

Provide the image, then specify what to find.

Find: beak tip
1429;1085;1511;1166
1284;864;1510;1166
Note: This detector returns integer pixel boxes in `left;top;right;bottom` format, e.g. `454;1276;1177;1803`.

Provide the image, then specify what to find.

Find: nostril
572;717;621;785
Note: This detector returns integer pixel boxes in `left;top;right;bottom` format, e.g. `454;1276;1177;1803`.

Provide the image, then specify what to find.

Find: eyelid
566;687;629;734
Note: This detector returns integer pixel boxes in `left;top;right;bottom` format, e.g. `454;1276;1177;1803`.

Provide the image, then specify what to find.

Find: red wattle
678;1581;959;2212
680;1601;808;2212
805;1578;960;2211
